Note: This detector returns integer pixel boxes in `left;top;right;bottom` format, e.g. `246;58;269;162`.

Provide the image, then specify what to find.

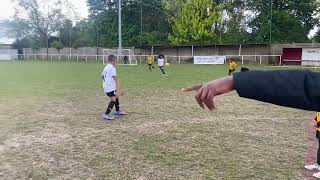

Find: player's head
108;55;117;65
240;67;250;72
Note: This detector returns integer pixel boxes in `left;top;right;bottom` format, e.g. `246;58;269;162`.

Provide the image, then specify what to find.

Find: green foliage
5;0;320;47
87;0;169;47
50;41;64;52
59;20;80;47
313;30;320;43
168;0;221;45
248;0;318;43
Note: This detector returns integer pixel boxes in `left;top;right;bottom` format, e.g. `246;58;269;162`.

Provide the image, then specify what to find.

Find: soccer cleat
114;111;127;116
102;114;114;120
313;172;320;179
305;163;320;171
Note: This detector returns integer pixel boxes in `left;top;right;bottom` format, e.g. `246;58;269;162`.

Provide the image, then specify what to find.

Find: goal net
103;49;137;65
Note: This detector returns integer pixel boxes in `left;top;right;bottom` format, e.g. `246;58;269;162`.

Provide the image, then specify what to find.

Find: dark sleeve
233;70;320;111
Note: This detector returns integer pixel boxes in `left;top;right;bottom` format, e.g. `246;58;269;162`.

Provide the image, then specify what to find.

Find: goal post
103;48;138;65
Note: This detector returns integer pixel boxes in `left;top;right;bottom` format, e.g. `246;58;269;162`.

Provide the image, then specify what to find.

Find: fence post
59;55;61;61
191;45;194;56
96;55;98;61
241;56;244;64
51;55;52;61
259;56;262;65
34;55;36;60
77;54;79;62
86;56;88;62
178;56;181;64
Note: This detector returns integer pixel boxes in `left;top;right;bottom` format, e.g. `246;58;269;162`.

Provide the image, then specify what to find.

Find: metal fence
1;53;282;65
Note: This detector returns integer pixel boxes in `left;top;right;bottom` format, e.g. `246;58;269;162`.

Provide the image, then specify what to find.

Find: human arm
113;76;120;93
183;70;320;111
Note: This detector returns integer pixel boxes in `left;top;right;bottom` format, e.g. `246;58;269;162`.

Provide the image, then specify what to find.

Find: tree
87;0;170;47
313;29;320;43
3;0;70;57
247;0;318;43
51;41;64;54
59;19;79;47
168;0;221;45
220;0;249;44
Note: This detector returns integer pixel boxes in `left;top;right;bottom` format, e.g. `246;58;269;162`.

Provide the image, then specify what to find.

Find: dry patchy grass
0;89;313;179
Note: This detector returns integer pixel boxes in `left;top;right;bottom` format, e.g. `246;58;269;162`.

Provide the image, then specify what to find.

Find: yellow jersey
147;56;153;64
315;112;320;132
229;61;237;70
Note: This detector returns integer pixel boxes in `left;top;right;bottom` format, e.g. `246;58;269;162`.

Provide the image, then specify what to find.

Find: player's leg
159;66;165;75
114;98;126;115
312;139;320;178
148;64;152;71
228;69;232;76
102;91;117;120
306;139;320;171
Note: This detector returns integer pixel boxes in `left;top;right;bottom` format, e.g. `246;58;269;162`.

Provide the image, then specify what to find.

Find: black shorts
159;66;164;69
229;69;236;73
106;90;117;97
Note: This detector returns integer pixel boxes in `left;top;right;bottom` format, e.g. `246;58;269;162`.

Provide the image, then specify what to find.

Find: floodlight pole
118;0;122;57
269;0;273;58
269;0;272;45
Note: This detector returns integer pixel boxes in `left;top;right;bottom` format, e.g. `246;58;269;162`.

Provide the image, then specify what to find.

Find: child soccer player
305;112;320;178
147;53;155;72
158;54;166;76
101;55;126;120
228;59;237;75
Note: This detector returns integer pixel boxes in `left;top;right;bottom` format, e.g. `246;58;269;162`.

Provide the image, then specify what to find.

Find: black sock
115;99;120;111
160;67;165;74
105;101;115;114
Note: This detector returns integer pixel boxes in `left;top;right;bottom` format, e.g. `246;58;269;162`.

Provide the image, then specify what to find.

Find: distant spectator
123;56;128;64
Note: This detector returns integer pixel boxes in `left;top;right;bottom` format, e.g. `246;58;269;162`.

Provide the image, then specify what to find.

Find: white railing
1;53;282;65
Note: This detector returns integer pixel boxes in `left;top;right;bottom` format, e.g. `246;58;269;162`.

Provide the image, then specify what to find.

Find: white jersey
101;64;116;93
158;58;165;67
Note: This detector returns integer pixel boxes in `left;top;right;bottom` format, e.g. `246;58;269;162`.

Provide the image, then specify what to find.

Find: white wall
302;48;320;66
0;49;18;60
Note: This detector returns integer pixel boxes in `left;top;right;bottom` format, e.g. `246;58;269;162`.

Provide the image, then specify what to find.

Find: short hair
240;67;250;72
108;55;116;62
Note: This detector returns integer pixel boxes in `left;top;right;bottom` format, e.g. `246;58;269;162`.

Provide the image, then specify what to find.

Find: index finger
182;85;203;92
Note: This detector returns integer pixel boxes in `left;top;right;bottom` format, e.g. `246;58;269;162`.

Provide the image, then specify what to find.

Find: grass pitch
0;61;315;179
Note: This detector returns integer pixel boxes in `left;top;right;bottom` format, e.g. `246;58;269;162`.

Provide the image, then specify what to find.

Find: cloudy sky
0;0;89;43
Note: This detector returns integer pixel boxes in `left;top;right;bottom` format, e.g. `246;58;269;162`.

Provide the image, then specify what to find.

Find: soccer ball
165;62;170;67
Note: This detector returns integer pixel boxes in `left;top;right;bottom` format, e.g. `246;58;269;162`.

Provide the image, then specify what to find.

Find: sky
0;0;89;43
